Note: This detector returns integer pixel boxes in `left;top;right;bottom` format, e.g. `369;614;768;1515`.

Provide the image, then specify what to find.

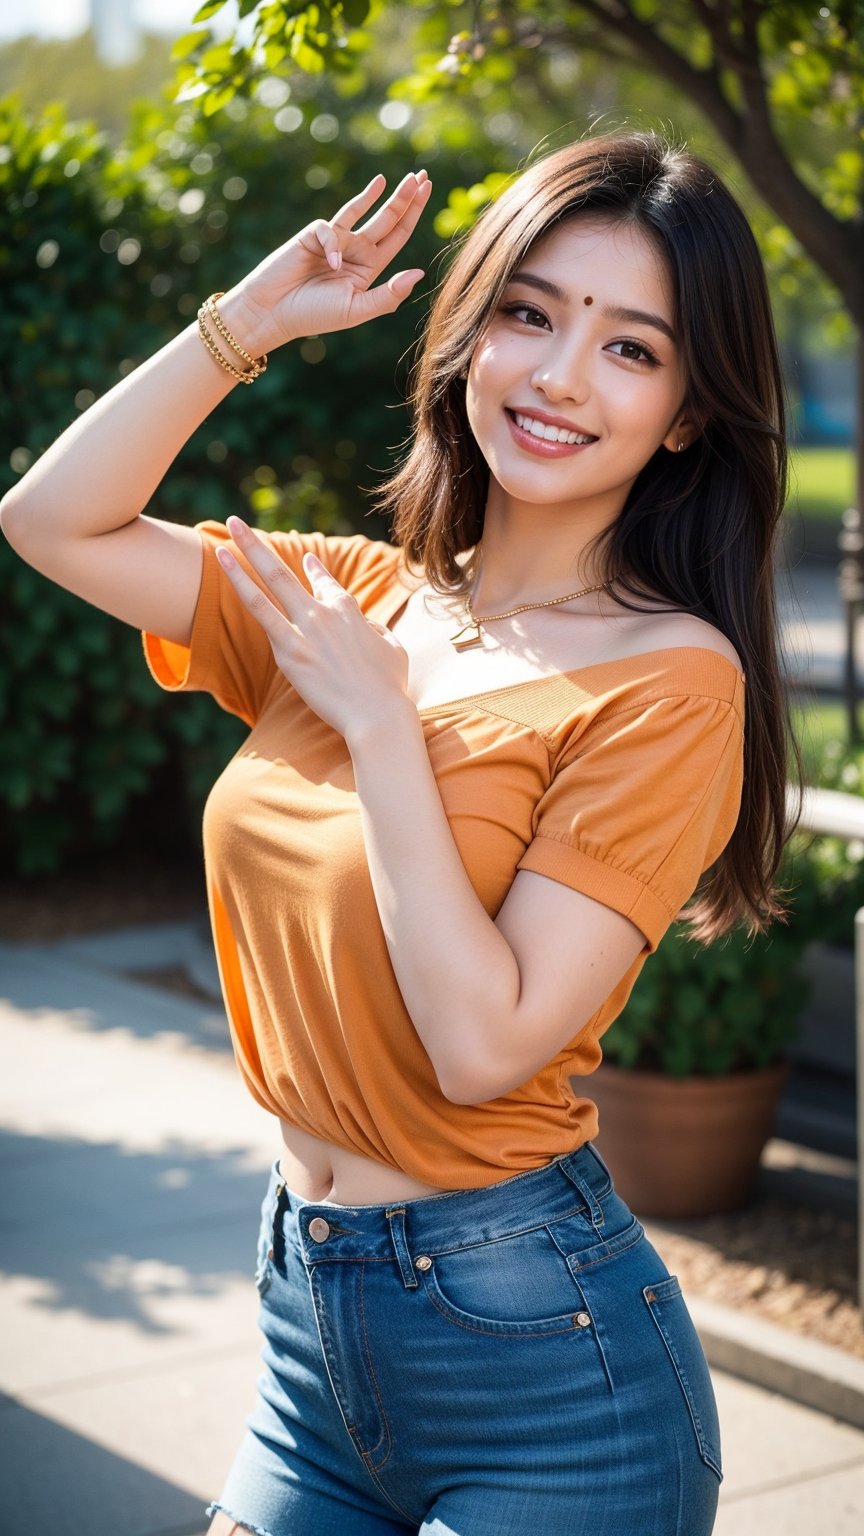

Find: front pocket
419;1223;597;1337
643;1276;723;1481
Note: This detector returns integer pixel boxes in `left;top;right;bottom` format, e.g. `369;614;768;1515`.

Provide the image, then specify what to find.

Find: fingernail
226;515;247;534
216;548;236;570
327;250;340;270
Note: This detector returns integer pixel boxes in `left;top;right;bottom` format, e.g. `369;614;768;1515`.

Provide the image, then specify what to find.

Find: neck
470;493;613;613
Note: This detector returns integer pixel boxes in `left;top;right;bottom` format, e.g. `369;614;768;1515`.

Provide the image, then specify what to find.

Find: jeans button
414;1255;432;1271
308;1217;331;1243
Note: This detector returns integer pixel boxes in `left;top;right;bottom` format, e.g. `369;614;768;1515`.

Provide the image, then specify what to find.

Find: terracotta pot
585;1059;791;1218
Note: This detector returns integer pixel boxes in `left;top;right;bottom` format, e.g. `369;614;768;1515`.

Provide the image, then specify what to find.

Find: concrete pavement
2;922;863;1534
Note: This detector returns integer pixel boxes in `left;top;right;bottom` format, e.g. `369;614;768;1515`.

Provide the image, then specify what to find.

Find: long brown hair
376;129;800;941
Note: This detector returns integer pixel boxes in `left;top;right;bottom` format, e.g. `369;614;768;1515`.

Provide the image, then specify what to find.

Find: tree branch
574;0;742;143
566;0;862;319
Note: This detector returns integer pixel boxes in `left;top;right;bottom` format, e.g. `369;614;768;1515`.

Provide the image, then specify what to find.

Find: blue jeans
208;1143;722;1535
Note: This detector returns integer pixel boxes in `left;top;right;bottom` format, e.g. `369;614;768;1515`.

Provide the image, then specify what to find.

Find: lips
508;407;598;440
505;410;598;456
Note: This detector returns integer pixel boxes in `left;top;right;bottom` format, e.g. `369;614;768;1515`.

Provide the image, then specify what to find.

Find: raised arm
0;170;431;646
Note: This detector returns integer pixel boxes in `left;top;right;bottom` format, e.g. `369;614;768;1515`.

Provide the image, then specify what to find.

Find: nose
530;338;590;405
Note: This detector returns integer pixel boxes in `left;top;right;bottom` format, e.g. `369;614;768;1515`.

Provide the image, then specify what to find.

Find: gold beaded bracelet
197;291;268;384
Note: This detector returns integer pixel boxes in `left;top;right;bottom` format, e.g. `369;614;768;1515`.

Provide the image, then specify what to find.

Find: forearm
348;706;523;1103
0;288;271;542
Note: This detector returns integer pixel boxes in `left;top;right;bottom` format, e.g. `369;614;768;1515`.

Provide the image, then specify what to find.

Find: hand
215;516;413;742
229;170;433;352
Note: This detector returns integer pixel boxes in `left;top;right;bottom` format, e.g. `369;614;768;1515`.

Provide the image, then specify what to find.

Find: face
464;216;692;529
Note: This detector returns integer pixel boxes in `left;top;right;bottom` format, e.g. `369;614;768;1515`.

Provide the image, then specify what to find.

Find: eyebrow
507;270;677;345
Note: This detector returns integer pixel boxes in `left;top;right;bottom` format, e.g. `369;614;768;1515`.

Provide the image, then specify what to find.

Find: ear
662;414;701;455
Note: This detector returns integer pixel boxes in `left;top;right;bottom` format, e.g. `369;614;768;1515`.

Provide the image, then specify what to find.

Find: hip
255;1140;724;1504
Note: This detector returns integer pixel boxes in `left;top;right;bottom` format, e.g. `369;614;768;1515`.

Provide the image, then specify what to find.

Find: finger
302;551;352;601
345;268;425;327
299;218;343;271
330;173;387;231
354;171;430;245
364;177;432;271
224;516;313;619
215;545;301;643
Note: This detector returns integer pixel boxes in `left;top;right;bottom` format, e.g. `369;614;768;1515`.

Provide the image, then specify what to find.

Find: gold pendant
449;618;484;651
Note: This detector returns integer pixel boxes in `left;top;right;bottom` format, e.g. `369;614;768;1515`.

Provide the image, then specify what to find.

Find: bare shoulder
624;607;744;673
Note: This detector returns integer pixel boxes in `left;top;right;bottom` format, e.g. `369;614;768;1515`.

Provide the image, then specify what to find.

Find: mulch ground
644;1199;863;1360
4;855;862;1360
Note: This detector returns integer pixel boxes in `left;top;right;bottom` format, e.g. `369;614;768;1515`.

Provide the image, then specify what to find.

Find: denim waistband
279;1143;614;1278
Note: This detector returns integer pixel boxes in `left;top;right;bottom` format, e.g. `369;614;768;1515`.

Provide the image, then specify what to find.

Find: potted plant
585;841;820;1219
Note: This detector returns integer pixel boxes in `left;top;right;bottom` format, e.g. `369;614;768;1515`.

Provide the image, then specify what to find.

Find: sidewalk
1;923;863;1534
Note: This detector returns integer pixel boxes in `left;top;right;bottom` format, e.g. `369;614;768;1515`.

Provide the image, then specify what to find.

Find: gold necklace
449;574;613;651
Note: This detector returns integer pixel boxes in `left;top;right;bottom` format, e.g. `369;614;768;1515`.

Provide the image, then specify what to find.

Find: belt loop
386;1206;419;1289
558;1153;605;1230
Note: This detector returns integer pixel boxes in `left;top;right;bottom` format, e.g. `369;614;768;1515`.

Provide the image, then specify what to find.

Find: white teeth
513;412;595;446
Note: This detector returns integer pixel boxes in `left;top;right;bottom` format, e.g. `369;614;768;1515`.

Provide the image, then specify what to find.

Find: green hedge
0;93;483;875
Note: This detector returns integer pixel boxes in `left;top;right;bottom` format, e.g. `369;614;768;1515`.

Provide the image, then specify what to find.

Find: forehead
517;216;673;311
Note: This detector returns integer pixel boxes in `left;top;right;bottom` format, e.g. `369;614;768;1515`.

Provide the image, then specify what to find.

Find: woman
1;130;794;1535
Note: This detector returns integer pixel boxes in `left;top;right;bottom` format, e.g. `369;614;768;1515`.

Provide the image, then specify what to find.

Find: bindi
583;295;593;305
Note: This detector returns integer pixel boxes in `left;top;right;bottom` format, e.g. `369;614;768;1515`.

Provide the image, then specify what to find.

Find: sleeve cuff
141;527;221;693
517;836;672;951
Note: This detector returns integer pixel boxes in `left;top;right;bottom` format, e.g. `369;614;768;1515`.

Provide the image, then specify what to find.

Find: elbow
434;1043;521;1107
438;1073;494;1107
0;490;18;541
0;490;31;554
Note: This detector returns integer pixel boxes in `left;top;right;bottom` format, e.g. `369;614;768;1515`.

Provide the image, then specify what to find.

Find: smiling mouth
506;410;599;449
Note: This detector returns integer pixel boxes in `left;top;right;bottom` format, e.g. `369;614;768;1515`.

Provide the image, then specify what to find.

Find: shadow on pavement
0;1396;210;1536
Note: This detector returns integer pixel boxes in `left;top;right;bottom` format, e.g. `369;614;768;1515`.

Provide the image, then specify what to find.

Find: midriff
278;1119;454;1205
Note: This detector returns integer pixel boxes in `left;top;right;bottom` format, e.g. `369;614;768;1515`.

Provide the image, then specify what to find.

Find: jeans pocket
643;1275;723;1481
420;1223;592;1337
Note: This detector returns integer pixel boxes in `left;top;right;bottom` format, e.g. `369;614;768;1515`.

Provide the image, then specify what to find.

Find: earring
677;441;685;452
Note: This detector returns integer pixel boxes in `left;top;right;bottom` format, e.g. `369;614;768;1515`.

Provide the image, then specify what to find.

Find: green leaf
202;85;236;116
263;40;288;67
193;0;228;20
290;36;326;71
200;41;235;73
170;29;208;61
341;0;370;23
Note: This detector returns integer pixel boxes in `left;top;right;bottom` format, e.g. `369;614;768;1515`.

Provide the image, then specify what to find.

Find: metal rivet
267;1245;274;1260
308;1216;331;1243
275;1182;285;1197
574;1311;592;1328
414;1255;432;1272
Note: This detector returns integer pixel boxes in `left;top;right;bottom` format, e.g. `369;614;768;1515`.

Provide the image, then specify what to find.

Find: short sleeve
517;691;744;951
142;521;395;726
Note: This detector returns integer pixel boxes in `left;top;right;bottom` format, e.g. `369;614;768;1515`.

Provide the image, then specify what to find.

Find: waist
277;1141;615;1257
278;1120;457;1204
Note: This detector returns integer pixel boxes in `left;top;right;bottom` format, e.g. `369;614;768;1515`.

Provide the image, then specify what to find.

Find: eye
607;338;661;367
501;301;550;329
